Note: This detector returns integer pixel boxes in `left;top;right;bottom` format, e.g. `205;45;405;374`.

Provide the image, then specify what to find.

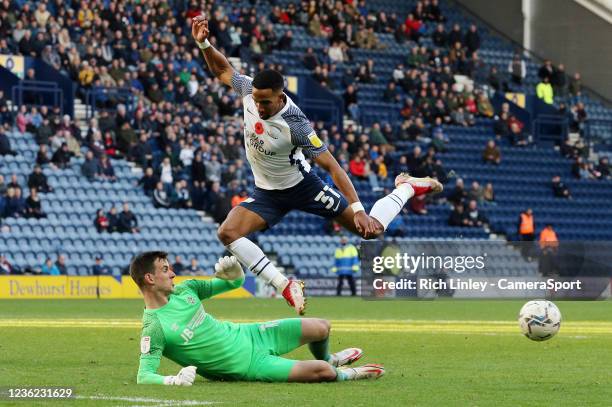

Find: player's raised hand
191;14;209;43
167;366;197;386
214;256;245;281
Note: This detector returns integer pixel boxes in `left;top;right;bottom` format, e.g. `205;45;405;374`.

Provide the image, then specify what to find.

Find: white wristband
351;202;365;213
196;39;211;50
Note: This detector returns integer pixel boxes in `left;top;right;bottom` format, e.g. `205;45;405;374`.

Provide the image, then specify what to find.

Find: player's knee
322;319;331;337
217;222;240;245
316;318;331;339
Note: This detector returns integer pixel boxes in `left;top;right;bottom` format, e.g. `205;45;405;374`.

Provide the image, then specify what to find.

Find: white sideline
75;395;218;405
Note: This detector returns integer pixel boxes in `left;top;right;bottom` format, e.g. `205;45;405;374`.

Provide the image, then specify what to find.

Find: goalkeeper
131;251;385;385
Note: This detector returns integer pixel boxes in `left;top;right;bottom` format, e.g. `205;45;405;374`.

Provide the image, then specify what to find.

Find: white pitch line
75;395;218;405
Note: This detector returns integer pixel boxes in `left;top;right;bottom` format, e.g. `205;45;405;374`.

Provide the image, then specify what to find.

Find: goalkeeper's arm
137;319;197;386
183;256;245;300
137;354;196;386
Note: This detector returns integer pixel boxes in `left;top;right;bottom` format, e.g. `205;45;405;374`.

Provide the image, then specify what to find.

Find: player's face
252;87;284;120
152;258;176;294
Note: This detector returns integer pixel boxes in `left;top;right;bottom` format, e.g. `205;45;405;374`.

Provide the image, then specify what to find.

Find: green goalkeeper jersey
137;277;250;384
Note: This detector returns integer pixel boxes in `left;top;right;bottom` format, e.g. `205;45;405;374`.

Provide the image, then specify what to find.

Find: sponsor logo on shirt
141;336;151;354
247;133;276;156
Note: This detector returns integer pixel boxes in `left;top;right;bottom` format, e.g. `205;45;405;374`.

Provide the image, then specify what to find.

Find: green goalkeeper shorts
242;318;303;382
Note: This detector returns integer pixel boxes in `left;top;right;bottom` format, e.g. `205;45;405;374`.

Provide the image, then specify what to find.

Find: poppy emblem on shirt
254;122;264;135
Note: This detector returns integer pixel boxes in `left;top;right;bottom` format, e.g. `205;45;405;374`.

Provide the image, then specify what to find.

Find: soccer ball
518;300;561;341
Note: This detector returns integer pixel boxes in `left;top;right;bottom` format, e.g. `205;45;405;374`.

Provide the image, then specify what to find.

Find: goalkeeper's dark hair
252;69;284;91
130;251;168;288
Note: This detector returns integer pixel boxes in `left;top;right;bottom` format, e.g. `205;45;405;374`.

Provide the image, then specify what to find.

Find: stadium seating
246;0;612;273
0;131;225;275
2;0;612;278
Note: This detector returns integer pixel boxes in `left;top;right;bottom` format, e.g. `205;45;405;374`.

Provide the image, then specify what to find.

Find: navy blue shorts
240;173;349;228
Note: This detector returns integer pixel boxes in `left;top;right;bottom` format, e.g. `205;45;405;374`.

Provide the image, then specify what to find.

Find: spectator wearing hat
27;165;52;193
92;256;110;275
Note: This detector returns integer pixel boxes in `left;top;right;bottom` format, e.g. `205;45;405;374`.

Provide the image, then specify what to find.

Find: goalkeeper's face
150;258;176;295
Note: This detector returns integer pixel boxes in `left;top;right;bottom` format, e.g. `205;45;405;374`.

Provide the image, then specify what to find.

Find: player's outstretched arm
182;256;245;300
209;256;245;296
192;14;235;87
314;151;378;237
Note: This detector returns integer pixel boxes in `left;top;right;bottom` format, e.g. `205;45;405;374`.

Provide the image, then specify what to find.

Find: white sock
369;184;414;230
226;237;288;291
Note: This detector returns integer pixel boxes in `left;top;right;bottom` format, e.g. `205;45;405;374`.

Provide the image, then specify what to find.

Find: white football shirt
231;72;327;190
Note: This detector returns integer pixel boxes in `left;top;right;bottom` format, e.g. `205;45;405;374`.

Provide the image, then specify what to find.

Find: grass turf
0;298;611;406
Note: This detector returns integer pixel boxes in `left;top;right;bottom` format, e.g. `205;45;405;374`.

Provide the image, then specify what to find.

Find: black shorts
240;172;349;228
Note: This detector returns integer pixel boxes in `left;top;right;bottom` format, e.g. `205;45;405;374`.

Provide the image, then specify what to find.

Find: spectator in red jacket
404;13;423;41
349;153;367;179
94;208;109;233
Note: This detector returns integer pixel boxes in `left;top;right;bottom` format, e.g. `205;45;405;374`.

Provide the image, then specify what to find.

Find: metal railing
11;80;64;116
302;98;342;127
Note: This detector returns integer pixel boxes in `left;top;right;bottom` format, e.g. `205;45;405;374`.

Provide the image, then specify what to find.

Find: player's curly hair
252;69;284;91
130;251;168;288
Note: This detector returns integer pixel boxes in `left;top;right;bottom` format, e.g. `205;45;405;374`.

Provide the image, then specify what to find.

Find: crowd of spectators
0;0;609;251
0;170;49;220
444;177;493;229
0;250;116;276
1;0;499;237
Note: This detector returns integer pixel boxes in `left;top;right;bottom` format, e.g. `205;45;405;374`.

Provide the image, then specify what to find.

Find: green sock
335;368;348;381
308;337;330;361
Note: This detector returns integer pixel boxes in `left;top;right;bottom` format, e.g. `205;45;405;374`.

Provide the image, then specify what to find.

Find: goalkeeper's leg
287;360;385;382
247;319;384;382
300;319;363;367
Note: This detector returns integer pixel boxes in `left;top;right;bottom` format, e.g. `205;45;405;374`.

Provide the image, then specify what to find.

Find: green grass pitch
1;298;611;406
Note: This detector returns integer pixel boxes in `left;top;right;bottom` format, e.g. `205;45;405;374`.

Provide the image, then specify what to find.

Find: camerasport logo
254;122;264;135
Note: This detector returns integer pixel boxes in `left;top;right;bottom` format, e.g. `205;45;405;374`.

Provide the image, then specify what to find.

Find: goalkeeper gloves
164;366;197;386
214;256;245;281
